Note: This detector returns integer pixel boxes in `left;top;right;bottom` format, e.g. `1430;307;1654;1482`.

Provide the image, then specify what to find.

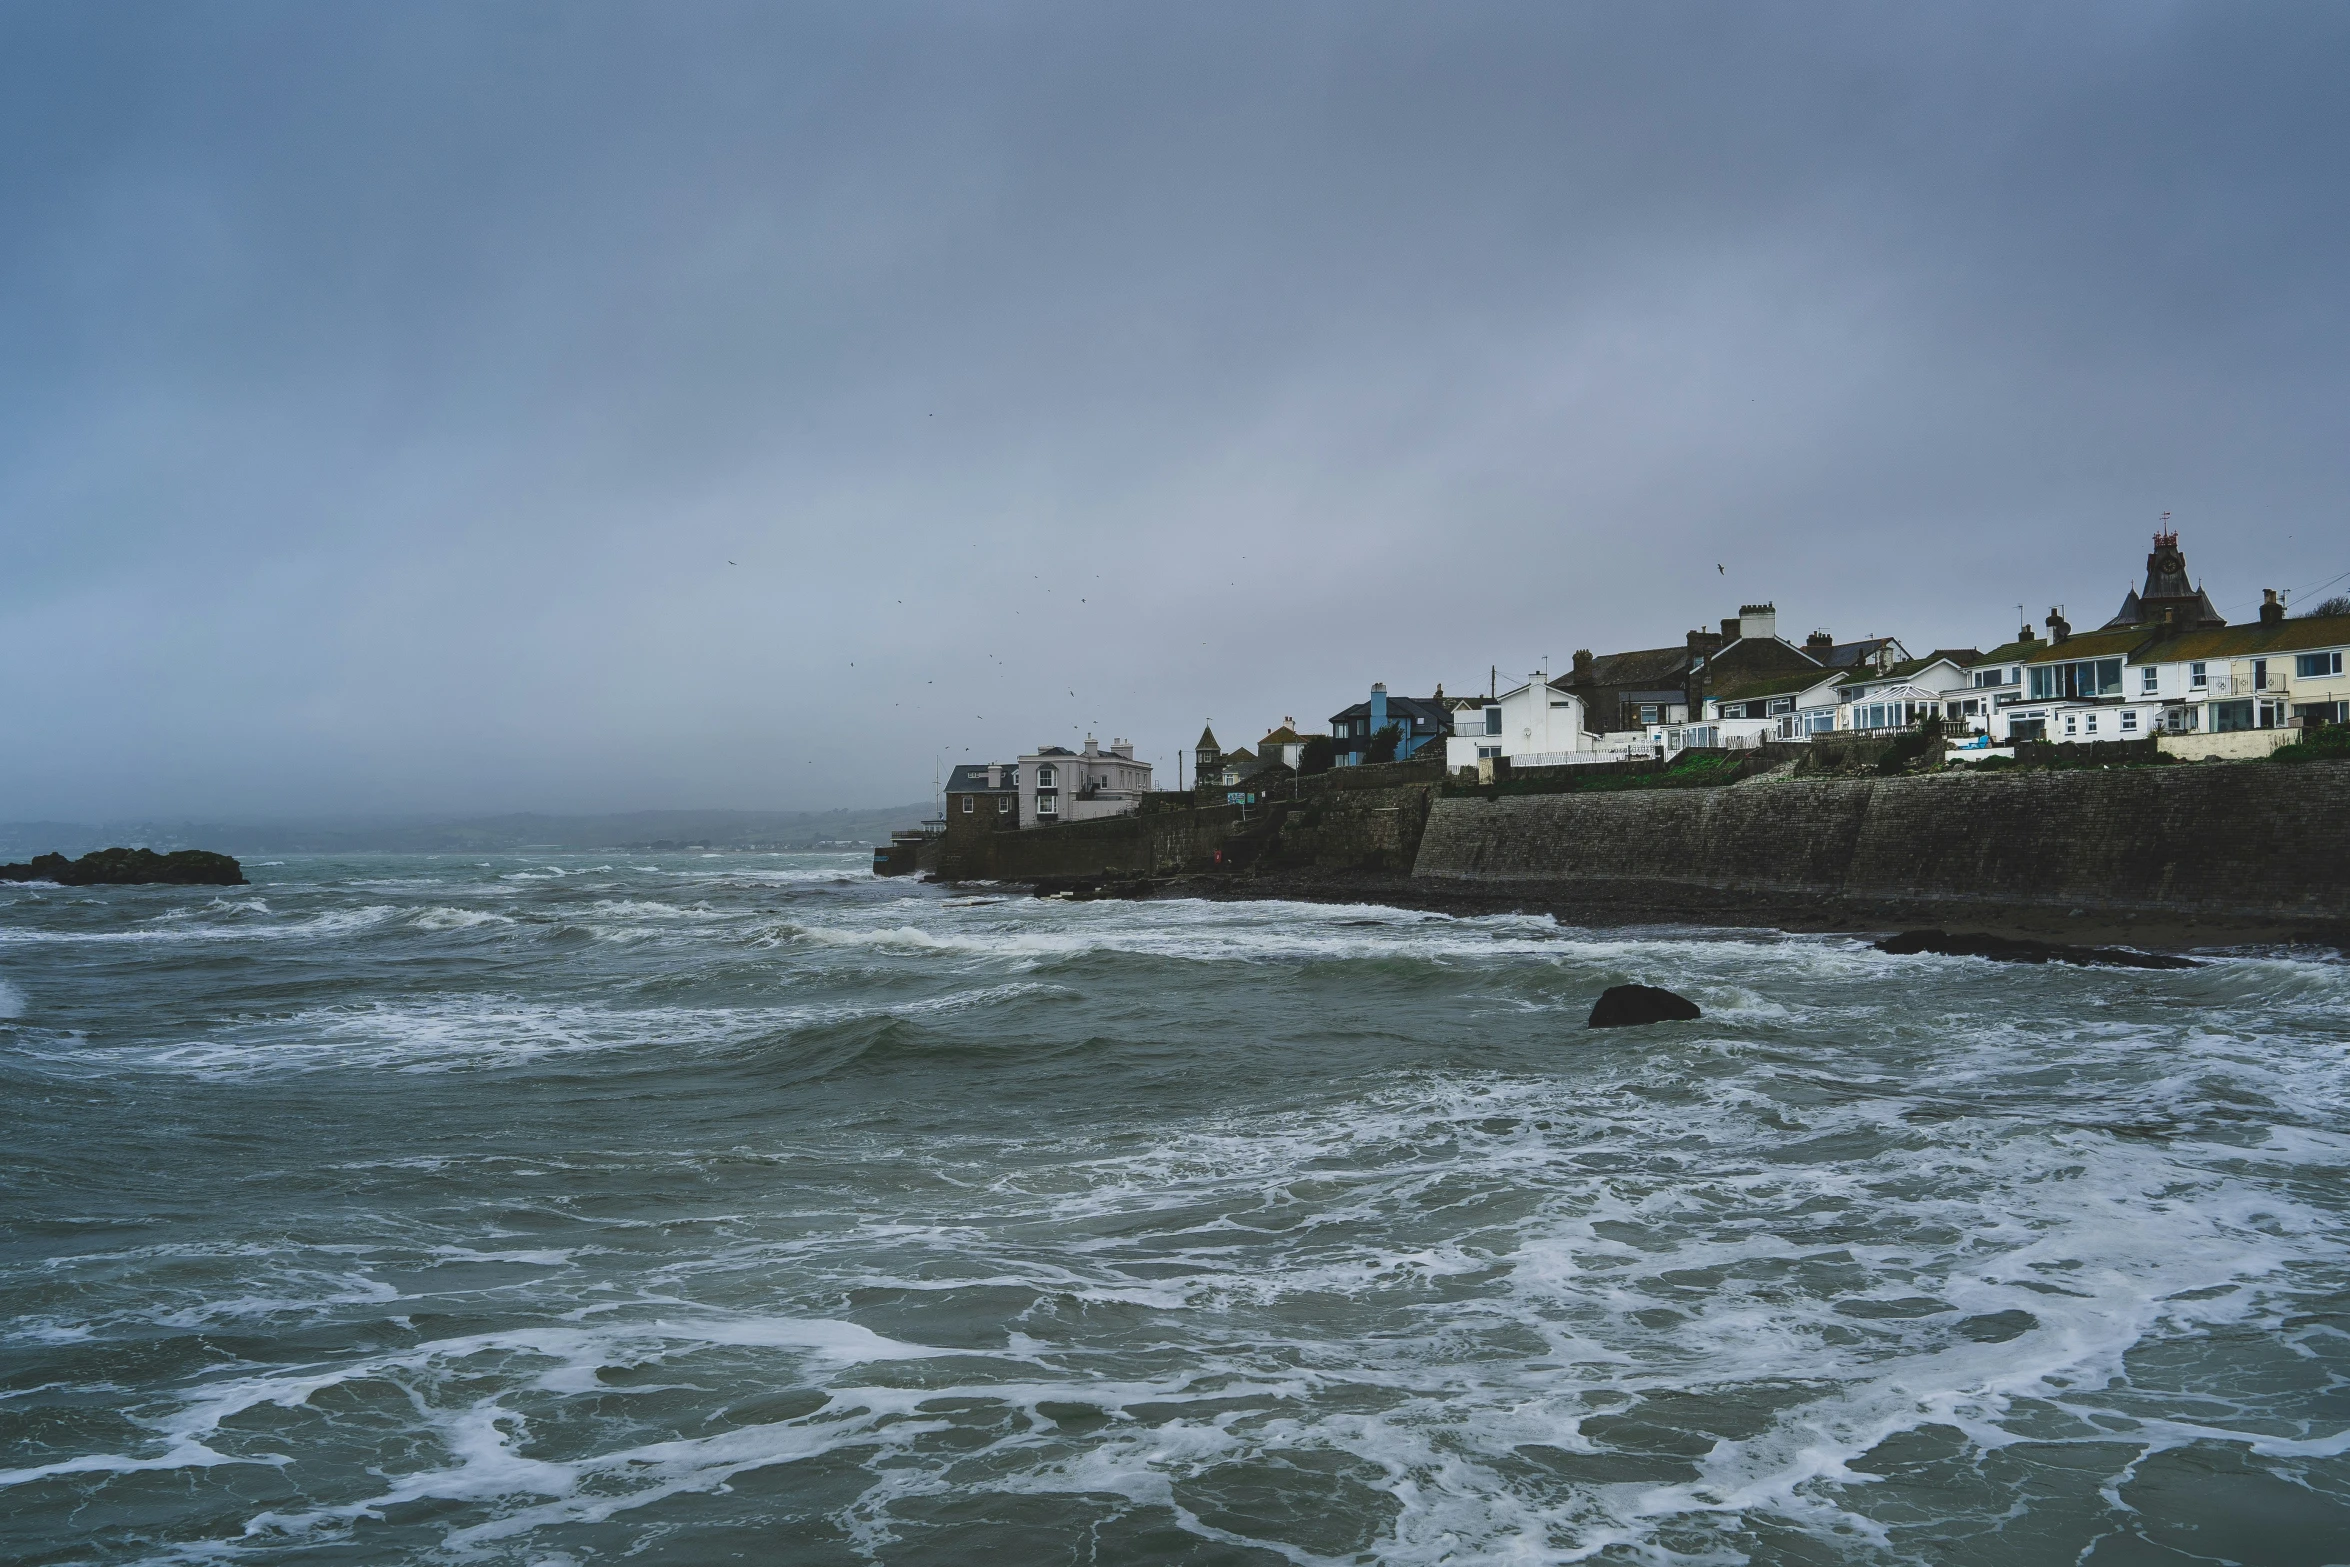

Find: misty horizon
6;3;2347;820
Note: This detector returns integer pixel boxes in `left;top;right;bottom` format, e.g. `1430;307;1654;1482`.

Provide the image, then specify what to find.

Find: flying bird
1717;564;1724;574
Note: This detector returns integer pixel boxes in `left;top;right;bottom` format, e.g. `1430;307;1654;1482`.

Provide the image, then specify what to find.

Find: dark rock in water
1587;983;1702;1029
0;847;246;887
1874;929;2197;970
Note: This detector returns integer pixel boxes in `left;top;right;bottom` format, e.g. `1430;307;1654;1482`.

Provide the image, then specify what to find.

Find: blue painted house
1328;683;1451;766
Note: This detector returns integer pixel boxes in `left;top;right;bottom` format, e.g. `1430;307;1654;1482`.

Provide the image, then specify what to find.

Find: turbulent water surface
4;854;2348;1565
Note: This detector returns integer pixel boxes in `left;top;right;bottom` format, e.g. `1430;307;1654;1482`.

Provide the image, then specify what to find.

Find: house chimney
1083;735;1100;757
2046;608;2071;644
1738;603;1778;641
2260;589;2285;625
2019;623;2037;643
1804;629;1834;658
986;765;1000;788
1720;616;1741;642
1572;649;1594;681
1688;627;1724;656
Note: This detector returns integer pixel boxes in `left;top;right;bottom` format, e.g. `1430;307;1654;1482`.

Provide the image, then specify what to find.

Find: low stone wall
1414;760;2350;926
2159;730;2294;762
935;803;1244;882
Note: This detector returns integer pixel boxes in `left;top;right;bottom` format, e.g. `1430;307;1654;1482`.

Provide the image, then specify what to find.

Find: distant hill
0;805;935;858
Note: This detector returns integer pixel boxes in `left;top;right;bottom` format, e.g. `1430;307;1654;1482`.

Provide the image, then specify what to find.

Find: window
2292;701;2348;726
1640;704;1660;723
1476;744;1501;759
2210;699;2255;733
2140;666;2158;694
961;796;974;814
1036;794;1058;815
1035;764;1056;788
2064;714;2078;736
2085;713;2098;734
997;795;1013;814
2027;658;2124;701
1770;697;1795;715
2296;651;2344;679
2190;661;2207;689
2010;717;2047;742
1805;710;1834;735
2121;710;2139;732
1485;707;1502;735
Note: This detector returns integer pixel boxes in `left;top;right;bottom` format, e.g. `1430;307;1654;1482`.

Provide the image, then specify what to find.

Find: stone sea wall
1414;761;2350;924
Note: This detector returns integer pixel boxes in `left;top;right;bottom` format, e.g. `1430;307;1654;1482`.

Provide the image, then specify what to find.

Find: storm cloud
4;2;2345;816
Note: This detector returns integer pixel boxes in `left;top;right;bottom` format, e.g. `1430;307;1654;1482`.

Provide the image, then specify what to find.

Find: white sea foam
0;977;22;1018
409;906;516;930
23;981;1063;1078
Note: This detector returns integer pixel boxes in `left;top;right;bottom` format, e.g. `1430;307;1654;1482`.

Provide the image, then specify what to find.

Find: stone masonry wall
1413;761;2350;923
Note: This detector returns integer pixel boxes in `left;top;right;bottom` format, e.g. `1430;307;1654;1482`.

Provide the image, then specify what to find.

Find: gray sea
4;854;2348;1565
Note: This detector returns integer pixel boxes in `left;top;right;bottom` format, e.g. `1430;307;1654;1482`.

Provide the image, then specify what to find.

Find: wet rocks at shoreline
1874;928;2199;970
0;847;246;887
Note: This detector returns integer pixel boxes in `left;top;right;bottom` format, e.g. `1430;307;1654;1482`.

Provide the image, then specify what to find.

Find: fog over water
5;4;2349;818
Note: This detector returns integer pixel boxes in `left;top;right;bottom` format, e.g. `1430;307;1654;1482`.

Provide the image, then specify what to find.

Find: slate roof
945;764;1017;793
1814;637;1906;669
1582;645;1694;687
1257;725;1305;747
1975;637;2045;665
1329;694;1452;730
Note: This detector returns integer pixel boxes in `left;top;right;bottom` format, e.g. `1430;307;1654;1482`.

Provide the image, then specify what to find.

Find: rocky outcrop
1587;984;1702;1028
0;848;246;886
1874;929;2198;970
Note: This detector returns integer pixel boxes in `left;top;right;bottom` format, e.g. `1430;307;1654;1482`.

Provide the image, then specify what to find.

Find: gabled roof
2136;613;2350;664
1924;648;1983;667
1030;745;1077;757
1834;654;1974;690
1815;636;1908;669
1329;694;1452;727
1258;725;1305;747
1578;644;1693;687
2021;627;2156;665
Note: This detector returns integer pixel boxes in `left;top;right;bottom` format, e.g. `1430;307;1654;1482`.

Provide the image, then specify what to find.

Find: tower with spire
2101;528;2227;631
1193;724;1222;788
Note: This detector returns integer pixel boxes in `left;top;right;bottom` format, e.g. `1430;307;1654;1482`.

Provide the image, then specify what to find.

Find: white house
1445;673;1593;769
2124;597;2350;738
1017;736;1152;825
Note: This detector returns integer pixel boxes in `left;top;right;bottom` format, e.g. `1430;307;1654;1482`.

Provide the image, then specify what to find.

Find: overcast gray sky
4;2;2345;818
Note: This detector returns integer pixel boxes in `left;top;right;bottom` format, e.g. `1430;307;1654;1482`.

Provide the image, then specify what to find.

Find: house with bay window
1995;620;2157;743
1017;737;1152;825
